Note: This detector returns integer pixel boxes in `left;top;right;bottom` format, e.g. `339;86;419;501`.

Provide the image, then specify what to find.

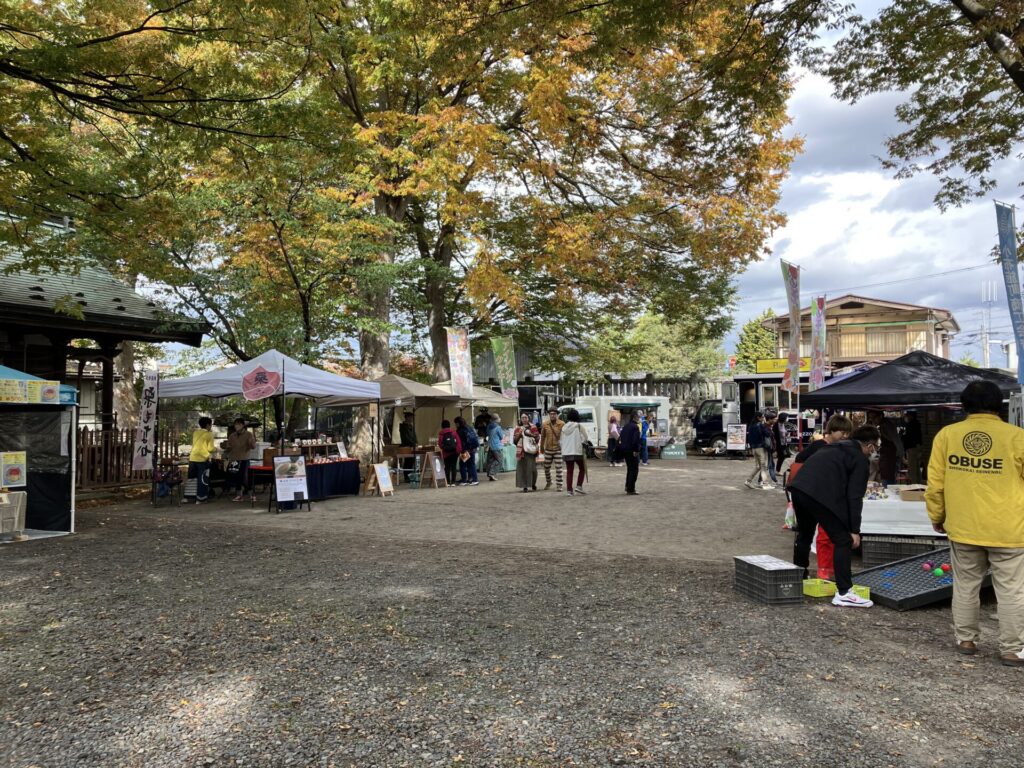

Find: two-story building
764;294;959;369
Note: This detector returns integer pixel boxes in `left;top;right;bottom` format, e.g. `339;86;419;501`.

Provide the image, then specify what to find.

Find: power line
737;262;997;304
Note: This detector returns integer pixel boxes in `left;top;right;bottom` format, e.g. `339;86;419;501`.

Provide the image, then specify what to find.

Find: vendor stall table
249;459;360;510
860;494;945;537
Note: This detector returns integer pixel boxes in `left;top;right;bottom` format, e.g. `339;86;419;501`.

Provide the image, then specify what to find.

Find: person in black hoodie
619;411;642;495
788;425;880;608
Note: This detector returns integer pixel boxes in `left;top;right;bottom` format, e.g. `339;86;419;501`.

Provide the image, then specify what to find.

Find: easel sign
418;451;447;488
726;424;747;452
363;462;395;497
273;455;310;503
336;440;349;459
1;451;27;488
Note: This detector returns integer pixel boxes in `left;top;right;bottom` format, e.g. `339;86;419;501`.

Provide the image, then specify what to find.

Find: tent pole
279;362;286;456
70;404;77;533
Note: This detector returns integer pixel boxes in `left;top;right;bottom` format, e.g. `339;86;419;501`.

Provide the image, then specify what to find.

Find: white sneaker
744;480;755;489
832;590;873;608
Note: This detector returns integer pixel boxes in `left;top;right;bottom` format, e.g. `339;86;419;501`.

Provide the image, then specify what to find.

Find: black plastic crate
860;535;948;568
853;548;991;610
734;555;804;605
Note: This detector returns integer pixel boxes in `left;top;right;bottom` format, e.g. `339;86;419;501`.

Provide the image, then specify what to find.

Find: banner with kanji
491;336;518;400
131;370;159;470
996;202;1024;384
780;260;801;393
809;296;827;391
446;327;474;398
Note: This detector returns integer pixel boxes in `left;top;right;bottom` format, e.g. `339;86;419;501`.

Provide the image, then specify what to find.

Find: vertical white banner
446;327;474;399
780;260;801;393
809;296;827;391
131;370;159;470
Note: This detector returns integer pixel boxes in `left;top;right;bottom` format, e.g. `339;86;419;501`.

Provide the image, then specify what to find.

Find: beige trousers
950;541;1024;655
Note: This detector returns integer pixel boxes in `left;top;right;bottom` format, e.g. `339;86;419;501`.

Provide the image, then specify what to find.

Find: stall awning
320;374;459;409
159;349;380;404
432;381;520;410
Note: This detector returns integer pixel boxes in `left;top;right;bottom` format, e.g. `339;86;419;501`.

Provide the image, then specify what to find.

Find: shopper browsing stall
437;419;462;486
223;417;256;502
188;416;216;504
787;425;880;608
454;416;479;486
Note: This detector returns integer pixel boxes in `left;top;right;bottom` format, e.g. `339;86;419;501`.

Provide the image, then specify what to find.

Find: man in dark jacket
619;412;642;495
788;425;880;608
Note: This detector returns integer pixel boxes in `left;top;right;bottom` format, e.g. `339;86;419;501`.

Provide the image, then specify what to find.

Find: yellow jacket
189;428;216;463
925;413;1024;547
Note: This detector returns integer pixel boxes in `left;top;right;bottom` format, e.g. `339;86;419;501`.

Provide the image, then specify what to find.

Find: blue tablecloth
274;460;361;510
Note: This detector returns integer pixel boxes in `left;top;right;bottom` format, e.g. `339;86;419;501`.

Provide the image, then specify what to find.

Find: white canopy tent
160;349;380;404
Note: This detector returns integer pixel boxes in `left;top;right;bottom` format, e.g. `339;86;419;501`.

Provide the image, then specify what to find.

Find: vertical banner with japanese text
780;260;801;393
809;296;827;391
491;336;519;400
132;370;159;470
996;202;1024;384
446;327;474;398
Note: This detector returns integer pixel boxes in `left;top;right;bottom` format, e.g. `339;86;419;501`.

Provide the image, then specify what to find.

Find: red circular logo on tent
242;366;281;401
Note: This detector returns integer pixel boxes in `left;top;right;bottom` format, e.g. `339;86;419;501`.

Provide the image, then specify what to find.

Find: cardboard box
899;487;927;502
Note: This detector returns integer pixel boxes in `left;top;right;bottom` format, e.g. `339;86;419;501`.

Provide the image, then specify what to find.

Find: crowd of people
402;406;655;496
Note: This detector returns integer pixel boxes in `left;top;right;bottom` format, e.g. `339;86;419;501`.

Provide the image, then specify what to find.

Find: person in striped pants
540;408;565;491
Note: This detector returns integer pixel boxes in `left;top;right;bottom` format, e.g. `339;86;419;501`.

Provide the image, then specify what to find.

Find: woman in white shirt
559;408;590;496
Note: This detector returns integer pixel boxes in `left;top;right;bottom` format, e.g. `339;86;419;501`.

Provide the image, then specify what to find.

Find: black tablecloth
305;460;361;500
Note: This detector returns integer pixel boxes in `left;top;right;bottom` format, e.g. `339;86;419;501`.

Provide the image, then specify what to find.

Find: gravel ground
2;461;1023;767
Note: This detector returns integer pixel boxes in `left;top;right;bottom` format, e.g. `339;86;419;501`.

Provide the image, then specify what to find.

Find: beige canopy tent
390;381;520;446
319;373;459;410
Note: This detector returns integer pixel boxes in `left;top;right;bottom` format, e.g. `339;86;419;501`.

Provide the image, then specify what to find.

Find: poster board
1;451;27;487
726;424;748;452
363;462;395;497
336;440;349;459
0;379;59;404
418;451;447;488
273;455;309;502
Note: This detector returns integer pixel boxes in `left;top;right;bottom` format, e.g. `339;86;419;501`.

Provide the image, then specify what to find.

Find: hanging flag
780;260;801;393
132;370;159;470
491;336;519;400
996;202;1024;384
446;327;474;398
241;365;282;401
809;296;827;391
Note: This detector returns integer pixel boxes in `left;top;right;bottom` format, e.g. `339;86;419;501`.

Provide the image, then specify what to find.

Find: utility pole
982;282;997;368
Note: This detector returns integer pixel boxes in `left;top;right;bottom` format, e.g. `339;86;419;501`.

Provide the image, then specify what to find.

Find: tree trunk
427;235;455;382
114;341;138;429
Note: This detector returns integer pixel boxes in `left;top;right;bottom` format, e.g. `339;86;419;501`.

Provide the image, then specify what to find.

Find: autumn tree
308;0;834;380
735;309;778;372
822;1;1024;209
0;0;315;269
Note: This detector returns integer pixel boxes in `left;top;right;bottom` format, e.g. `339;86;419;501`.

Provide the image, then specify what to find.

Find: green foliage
958;352;981;368
735;309;778;372
821;1;1024;210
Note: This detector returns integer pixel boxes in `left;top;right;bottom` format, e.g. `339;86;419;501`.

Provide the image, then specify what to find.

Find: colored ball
933;567;944;576
922;562;933;571
941;563;951;572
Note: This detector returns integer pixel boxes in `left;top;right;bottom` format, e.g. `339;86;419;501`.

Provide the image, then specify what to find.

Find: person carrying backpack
454;416;479;486
437;420;462;486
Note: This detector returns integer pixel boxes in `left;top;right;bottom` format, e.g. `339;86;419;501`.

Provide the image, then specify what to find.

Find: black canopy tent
801;351;1020;409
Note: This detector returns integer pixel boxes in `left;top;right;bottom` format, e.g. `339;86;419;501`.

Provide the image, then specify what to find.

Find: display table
861;495;945;537
249;459;361;506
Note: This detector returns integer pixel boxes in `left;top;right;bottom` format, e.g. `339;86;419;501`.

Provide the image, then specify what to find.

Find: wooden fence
76;427;178;490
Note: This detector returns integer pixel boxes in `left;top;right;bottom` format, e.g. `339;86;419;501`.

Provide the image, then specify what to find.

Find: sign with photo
273;454;309;502
0;378;59;404
1;451;27;487
726;424;748;451
446;326;474;399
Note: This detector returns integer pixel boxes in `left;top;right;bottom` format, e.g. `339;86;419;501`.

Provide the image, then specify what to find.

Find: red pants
816;526;835;579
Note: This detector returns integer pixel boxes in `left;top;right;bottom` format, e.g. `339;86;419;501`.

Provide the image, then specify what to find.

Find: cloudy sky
725;6;1022;369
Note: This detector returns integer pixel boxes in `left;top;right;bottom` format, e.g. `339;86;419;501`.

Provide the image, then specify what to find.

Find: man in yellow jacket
926;381;1024;666
188;416;217;503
